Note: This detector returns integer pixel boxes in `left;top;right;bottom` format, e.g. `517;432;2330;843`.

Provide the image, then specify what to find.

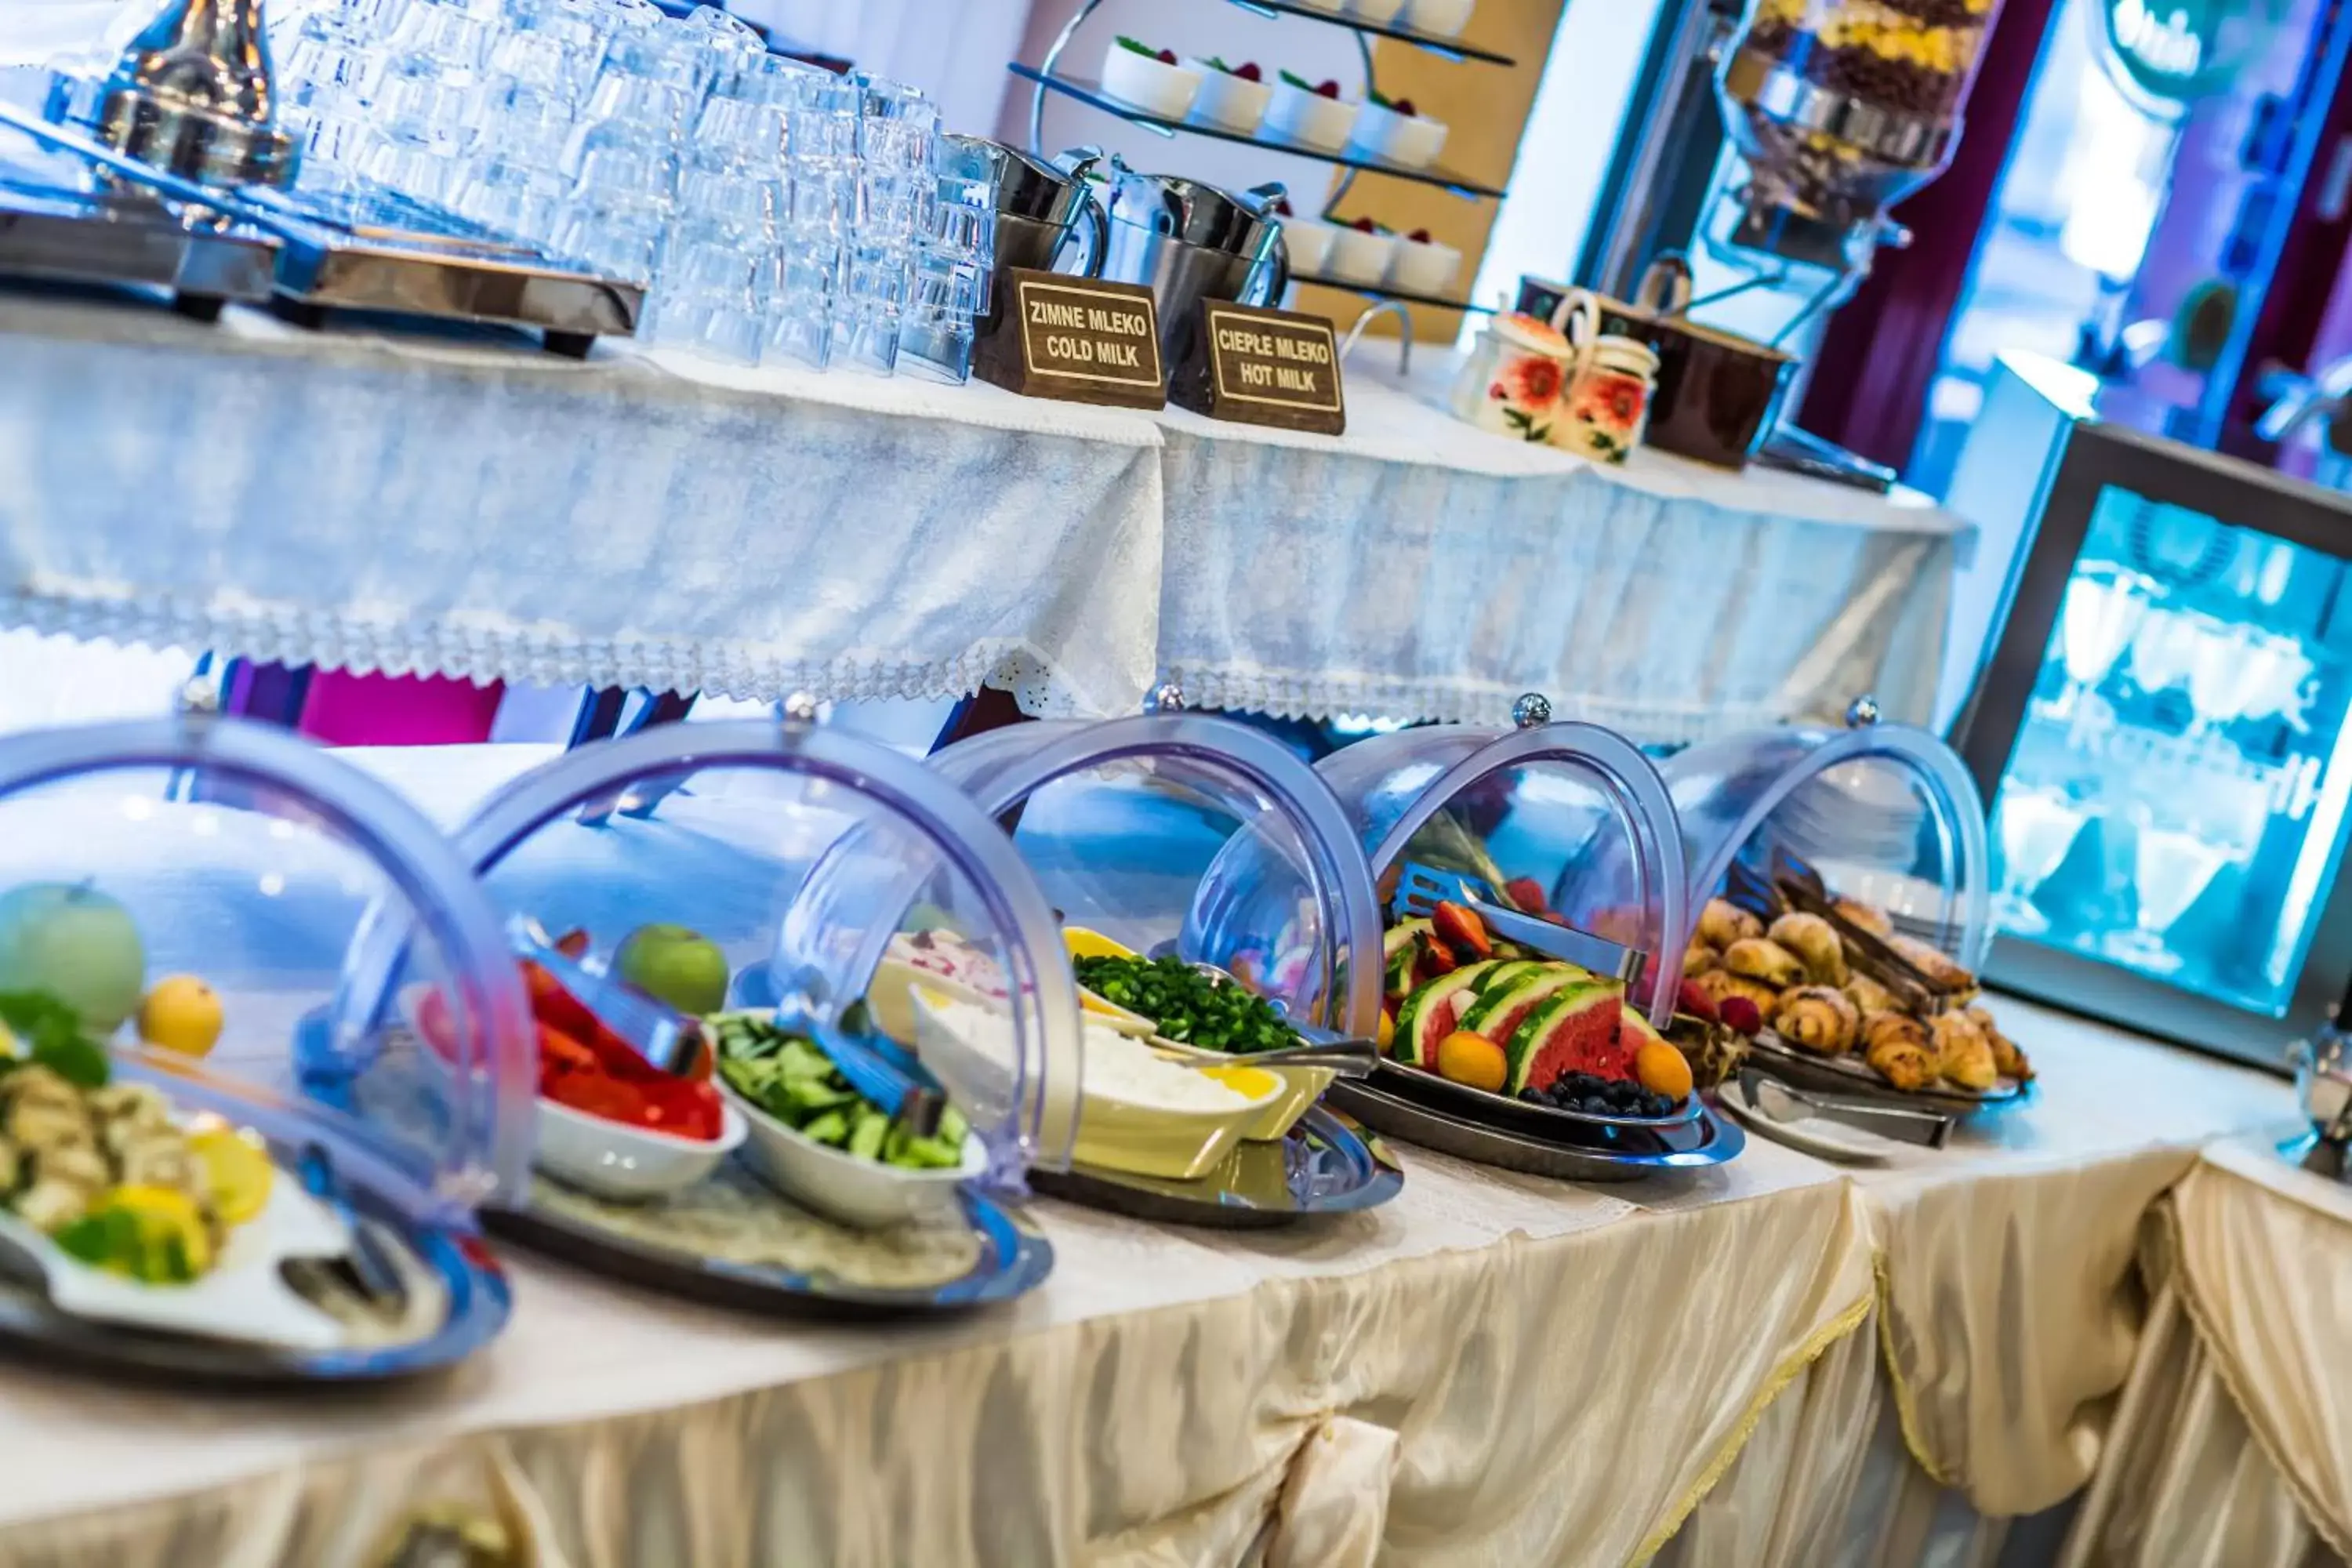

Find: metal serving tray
1029;1105;1404;1229
0;168;278;310
1328;1076;1745;1181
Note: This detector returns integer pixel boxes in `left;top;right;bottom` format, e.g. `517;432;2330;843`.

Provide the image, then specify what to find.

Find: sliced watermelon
1383;919;1432;964
1619;1007;1666;1051
1392;960;1503;1067
1504;982;1630;1092
1473;959;1547;996
1459;964;1588;1047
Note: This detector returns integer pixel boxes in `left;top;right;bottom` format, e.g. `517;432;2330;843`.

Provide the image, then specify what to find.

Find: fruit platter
430;720;1077;1313
922;714;1404;1226
0;717;532;1384
1661;722;2031;1132
1312;712;1747;1181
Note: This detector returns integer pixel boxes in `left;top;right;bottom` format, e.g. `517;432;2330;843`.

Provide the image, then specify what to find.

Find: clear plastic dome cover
1316;722;1690;1029
433;720;1083;1181
930;716;1385;1038
1662;722;1991;969
0;717;532;1223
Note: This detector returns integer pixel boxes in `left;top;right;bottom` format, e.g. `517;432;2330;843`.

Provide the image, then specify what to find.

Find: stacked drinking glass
271;0;991;379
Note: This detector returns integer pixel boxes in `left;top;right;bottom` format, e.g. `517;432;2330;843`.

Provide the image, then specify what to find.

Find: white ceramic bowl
1101;45;1202;120
1350;101;1449;169
728;1087;988;1231
1264;81;1358;152
1348;0;1410;23
1386;235;1462;296
534;1094;746;1200
1325;225;1397;285
1185;60;1272;132
1404;0;1475;35
1278;214;1341;275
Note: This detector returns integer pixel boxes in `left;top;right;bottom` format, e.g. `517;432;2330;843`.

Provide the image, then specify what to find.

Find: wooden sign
973;268;1166;409
1169;300;1346;435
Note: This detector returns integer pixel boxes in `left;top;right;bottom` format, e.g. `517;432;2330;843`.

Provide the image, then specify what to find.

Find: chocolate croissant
1930;1010;1998;1091
1725;937;1806;989
1862;1011;1934;1091
1775;984;1859;1055
1889;935;1977;996
1835;898;1895;938
1699;898;1764;950
1769;912;1849;987
1684;930;1720;976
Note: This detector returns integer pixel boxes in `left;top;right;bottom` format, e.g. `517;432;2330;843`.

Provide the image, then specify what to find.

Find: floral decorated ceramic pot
1450;312;1577;444
1555;334;1658;463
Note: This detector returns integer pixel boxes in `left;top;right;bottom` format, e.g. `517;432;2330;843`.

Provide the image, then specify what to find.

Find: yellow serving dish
909;986;1282;1180
1062;927;1332;1143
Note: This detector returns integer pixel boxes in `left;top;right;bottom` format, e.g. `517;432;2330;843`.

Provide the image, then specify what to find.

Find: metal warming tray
0;169;278;311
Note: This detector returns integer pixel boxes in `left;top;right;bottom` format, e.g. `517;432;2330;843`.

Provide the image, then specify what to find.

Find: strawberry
1271;194;1294;216
1351;216;1377;232
1718;995;1763;1036
1315;78;1341;98
1409;227;1433;243
1235;61;1262;81
1503;877;1548;913
1675;978;1718;1023
1393;97;1417;115
1156;47;1178;64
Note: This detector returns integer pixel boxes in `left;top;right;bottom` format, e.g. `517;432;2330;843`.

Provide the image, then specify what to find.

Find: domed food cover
436;720;1083;1211
928;715;1385;1041
1317;716;1691;1034
0;713;530;1373
1662;720;1990;973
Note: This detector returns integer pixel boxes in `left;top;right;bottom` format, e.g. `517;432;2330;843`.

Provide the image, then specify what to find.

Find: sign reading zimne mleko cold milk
974;268;1166;408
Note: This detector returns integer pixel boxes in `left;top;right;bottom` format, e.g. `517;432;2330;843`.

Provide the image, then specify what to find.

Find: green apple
0;882;147;1033
614;924;730;1017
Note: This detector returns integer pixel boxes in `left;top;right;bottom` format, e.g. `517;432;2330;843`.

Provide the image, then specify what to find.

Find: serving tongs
774;998;949;1142
1738;1069;1951;1149
510;916;706;1078
1395;862;1646;985
1725;852;1964;1016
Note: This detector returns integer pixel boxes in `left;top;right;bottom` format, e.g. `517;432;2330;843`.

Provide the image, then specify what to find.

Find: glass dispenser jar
0;714;531;1378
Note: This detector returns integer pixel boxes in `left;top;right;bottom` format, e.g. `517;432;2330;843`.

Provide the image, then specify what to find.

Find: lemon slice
1062;927;1139;962
190;1127;274;1228
1199;1064;1280;1102
87;1185;214;1281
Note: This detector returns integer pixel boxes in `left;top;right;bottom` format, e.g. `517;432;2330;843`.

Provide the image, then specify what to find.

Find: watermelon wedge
1392;960;1503;1067
1458;964;1590;1047
1504;982;1630;1092
1473;960;1547;996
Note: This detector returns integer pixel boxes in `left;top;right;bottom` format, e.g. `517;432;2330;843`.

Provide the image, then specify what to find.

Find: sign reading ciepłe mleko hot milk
974;268;1165;408
1171;300;1346;434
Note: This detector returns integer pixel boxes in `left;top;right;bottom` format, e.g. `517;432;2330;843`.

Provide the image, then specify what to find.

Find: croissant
1769;912;1849;986
1862;1011;1934;1091
1835;898;1895;938
1889;935;1977;996
1775;985;1859;1055
1698;898;1763;950
1690;968;1780;1016
1967;1004;2031;1083
1684;931;1720;976
1725;937;1806;989
1930;1010;1998;1091
1844;973;1896;1017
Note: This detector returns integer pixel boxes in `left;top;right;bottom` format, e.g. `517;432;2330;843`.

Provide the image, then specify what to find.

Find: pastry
1862;1011;1934;1091
1684;931;1720;975
1929;1010;1997;1091
1725;937;1806;989
1966;1004;2031;1083
1698;898;1763;950
1768;912;1849;986
1843;973;1895;1016
1834;897;1894;938
1690;968;1780;1016
1775;985;1859;1055
1888;934;1976;996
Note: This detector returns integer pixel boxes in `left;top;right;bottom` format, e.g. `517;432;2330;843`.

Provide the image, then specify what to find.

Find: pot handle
1634;251;1694;318
1063;192;1109;278
1244;182;1293;307
1550;288;1600;358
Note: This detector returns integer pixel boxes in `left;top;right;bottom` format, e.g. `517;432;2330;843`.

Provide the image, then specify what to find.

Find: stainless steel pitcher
941;135;1106;332
1095;162;1290;361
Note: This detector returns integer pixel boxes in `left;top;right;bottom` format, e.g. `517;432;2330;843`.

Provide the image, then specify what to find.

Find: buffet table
0;293;1966;739
2055;1137;2352;1568
1661;1004;2294;1568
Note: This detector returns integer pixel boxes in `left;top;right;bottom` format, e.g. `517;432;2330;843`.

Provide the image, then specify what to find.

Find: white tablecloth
0;296;1966;740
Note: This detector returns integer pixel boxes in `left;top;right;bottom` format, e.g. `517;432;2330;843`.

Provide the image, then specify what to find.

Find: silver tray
1029;1106;1403;1228
1327;1077;1744;1181
1369;1058;1702;1134
0;170;278;309
490;1166;1053;1316
1746;1029;2032;1117
0;1188;510;1388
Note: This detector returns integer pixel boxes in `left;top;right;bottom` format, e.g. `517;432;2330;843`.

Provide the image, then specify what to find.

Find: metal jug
1095;161;1291;361
940;135;1106;332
